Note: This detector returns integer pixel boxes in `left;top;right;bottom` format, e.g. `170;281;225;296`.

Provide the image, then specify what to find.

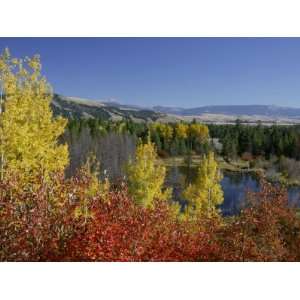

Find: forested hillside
51;94;163;121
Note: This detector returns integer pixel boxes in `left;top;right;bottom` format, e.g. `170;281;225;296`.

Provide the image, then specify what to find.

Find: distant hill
153;104;300;118
51;94;163;122
51;95;300;124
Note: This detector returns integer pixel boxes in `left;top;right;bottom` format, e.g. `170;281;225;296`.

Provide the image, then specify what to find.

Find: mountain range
153;104;300;117
51;94;300;124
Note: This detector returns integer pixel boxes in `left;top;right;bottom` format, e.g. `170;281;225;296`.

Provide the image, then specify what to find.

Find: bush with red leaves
0;171;92;261
64;187;221;262
215;181;300;261
0;170;221;262
1;171;300;262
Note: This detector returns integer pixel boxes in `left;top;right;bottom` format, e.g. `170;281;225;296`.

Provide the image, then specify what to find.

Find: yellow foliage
126;140;171;208
99;177;110;201
151;123;173;142
188;123;209;144
84;153;110;200
161;124;173;141
175;123;188;139
183;152;223;217
0;49;68;182
75;154;111;220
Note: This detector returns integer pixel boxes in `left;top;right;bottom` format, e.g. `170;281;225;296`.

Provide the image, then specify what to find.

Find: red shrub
0;171;92;261
1;171;300;262
64;189;221;261
216;181;300;261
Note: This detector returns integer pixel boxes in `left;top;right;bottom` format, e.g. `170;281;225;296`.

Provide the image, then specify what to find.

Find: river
165;166;300;216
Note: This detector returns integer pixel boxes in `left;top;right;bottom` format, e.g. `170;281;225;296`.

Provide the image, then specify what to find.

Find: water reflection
165;166;300;216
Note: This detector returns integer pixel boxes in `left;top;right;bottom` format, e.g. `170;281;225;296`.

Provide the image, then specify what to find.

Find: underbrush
1;172;300;261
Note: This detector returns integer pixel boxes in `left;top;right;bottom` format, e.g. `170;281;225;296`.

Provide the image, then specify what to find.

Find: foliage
183;152;224;217
0;49;68;182
0;169;88;261
188;123;209;144
67;118;210;159
209;122;300;161
216;181;300;261
175;122;188;139
1;169;300;261
64;191;221;262
126;140;171;208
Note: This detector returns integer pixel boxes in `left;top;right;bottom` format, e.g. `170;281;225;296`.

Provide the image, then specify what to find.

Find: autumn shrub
1;170;300;262
0;169;98;261
216;181;300;261
64;188;221;262
0;168;220;261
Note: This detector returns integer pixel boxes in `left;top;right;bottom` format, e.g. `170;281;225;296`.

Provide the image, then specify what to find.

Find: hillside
153;104;300;117
51;94;163;122
153;104;300;124
51;95;300;124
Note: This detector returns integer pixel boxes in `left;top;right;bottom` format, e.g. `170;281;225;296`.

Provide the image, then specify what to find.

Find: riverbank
160;155;300;187
161;155;263;173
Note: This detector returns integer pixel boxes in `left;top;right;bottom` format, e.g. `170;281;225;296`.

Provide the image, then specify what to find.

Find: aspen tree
0;49;68;182
175;123;188;140
183;152;223;217
126;138;171;208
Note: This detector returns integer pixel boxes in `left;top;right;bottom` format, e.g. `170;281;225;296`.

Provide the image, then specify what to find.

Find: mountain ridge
50;94;300;124
51;94;163;122
152;104;300;118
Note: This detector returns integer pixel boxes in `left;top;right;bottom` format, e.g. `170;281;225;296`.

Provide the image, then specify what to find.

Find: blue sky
1;38;300;108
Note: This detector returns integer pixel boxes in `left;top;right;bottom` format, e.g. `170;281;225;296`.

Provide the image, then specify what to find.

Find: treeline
67;118;211;158
208;121;300;160
66;118;300;181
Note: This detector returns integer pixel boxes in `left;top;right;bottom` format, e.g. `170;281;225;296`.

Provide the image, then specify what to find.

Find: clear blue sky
1;38;300;108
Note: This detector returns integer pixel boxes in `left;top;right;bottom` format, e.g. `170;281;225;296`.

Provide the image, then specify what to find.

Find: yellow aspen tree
175;123;188;139
126;139;171;208
183;152;223;217
0;48;68;182
161;124;173;142
152;123;173;142
188;123;209;144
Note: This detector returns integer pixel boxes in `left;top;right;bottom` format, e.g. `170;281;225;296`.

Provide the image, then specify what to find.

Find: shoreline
160;155;300;187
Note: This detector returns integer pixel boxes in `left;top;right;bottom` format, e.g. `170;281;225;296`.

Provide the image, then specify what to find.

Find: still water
165;166;300;216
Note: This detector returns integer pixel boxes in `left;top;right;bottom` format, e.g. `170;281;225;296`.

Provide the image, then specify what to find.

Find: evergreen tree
178;139;187;155
151;129;162;152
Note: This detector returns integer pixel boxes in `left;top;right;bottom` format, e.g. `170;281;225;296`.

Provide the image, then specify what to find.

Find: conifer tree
0;49;68;181
126;138;171;208
183;152;223;217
